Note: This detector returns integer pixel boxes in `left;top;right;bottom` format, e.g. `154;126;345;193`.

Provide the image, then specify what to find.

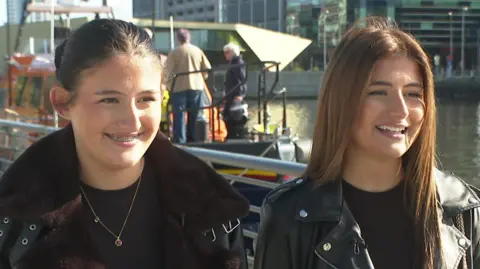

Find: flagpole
6;0;12;106
50;0;59;128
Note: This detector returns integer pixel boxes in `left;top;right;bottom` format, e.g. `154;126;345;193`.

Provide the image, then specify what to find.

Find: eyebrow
94;89;161;95
369;80;423;88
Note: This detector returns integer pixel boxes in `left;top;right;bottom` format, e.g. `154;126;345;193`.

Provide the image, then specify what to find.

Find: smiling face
63;54;162;170
349;54;425;160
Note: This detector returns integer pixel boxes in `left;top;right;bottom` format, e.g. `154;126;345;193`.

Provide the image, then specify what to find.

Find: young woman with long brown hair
254;17;480;269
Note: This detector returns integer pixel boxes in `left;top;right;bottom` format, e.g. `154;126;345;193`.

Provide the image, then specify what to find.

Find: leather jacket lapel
434;170;479;269
436;210;471;269
313;203;374;269
289;170;480;269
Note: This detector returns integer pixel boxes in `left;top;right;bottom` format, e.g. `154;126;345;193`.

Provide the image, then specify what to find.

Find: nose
388;91;409;119
116;101;142;130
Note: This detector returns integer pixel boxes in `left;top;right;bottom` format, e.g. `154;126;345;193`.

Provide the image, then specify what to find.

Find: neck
79;156;144;191
343;148;403;192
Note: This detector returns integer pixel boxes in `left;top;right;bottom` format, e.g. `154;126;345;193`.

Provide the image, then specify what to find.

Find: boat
435;76;480;101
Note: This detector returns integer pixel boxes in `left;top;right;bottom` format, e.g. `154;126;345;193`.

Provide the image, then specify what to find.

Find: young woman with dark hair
0;19;249;269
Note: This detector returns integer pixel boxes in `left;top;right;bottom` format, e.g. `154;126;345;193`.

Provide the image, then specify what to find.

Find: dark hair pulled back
55;19;159;92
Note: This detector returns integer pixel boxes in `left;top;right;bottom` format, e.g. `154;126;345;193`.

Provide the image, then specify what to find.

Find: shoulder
264;177;307;204
189;44;206;56
261;177;308;220
189;44;201;51
0;126;73;199
434;169;480;215
167;49;177;57
434;169;480;201
232;56;244;64
0;216;45;265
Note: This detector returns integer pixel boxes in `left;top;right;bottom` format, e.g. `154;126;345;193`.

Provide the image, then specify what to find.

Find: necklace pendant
94;217;99;223
115;238;123;247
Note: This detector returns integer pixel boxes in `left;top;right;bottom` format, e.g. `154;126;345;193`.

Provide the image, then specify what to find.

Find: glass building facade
393;0;480;73
283;0;347;70
283;0;480;72
220;0;284;31
132;0;480;72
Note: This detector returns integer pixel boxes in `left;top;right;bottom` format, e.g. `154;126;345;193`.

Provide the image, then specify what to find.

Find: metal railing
0;119;307;267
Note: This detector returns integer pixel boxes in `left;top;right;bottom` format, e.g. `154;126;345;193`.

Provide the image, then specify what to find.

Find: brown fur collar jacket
0;125;250;269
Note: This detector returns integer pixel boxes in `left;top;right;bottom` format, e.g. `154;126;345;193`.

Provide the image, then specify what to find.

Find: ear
49;86;73;120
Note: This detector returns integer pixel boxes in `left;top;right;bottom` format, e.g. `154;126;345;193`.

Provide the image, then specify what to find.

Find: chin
380;146;408;159
109;160;142;170
107;153;144;169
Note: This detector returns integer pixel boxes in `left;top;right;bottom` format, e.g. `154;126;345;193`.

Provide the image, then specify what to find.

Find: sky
0;0;132;25
0;0;6;25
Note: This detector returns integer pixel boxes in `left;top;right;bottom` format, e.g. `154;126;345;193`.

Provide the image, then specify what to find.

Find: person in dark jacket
222;42;248;140
254;17;480;269
0;19;249;269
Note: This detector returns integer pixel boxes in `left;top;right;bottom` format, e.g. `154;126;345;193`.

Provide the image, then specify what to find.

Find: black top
81;161;162;269
342;180;414;269
224;55;246;98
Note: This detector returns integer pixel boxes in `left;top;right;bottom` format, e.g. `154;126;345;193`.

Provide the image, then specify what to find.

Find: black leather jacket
253;169;480;269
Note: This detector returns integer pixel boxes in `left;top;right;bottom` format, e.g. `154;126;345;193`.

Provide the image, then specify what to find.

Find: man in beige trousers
164;28;211;143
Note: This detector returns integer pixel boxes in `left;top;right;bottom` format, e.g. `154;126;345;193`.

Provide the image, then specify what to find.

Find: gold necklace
79;176;142;247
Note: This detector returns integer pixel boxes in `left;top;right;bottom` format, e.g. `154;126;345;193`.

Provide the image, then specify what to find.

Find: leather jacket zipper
353;240;360;255
314;249;340;269
352;238;366;255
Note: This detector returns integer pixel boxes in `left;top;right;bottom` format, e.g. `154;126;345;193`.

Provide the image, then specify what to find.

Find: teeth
377;126;406;132
108;134;139;142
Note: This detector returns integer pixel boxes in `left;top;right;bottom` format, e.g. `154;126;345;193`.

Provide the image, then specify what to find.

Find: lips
105;133;142;142
375;125;408;134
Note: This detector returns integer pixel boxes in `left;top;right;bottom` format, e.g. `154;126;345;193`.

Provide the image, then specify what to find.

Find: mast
151;0;156;43
50;0;58;128
5;0;12;106
170;16;174;50
50;0;55;56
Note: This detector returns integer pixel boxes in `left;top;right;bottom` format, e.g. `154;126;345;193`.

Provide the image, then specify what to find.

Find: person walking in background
164;28;211;143
446;54;453;78
222;43;248;139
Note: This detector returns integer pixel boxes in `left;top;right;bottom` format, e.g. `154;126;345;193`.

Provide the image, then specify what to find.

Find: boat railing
0;119;306;267
166;61;285;141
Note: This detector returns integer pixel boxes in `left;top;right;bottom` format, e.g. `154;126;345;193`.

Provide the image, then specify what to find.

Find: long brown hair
304;17;439;268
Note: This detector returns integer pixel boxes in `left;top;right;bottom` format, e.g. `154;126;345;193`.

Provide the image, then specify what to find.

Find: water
247;99;480;187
